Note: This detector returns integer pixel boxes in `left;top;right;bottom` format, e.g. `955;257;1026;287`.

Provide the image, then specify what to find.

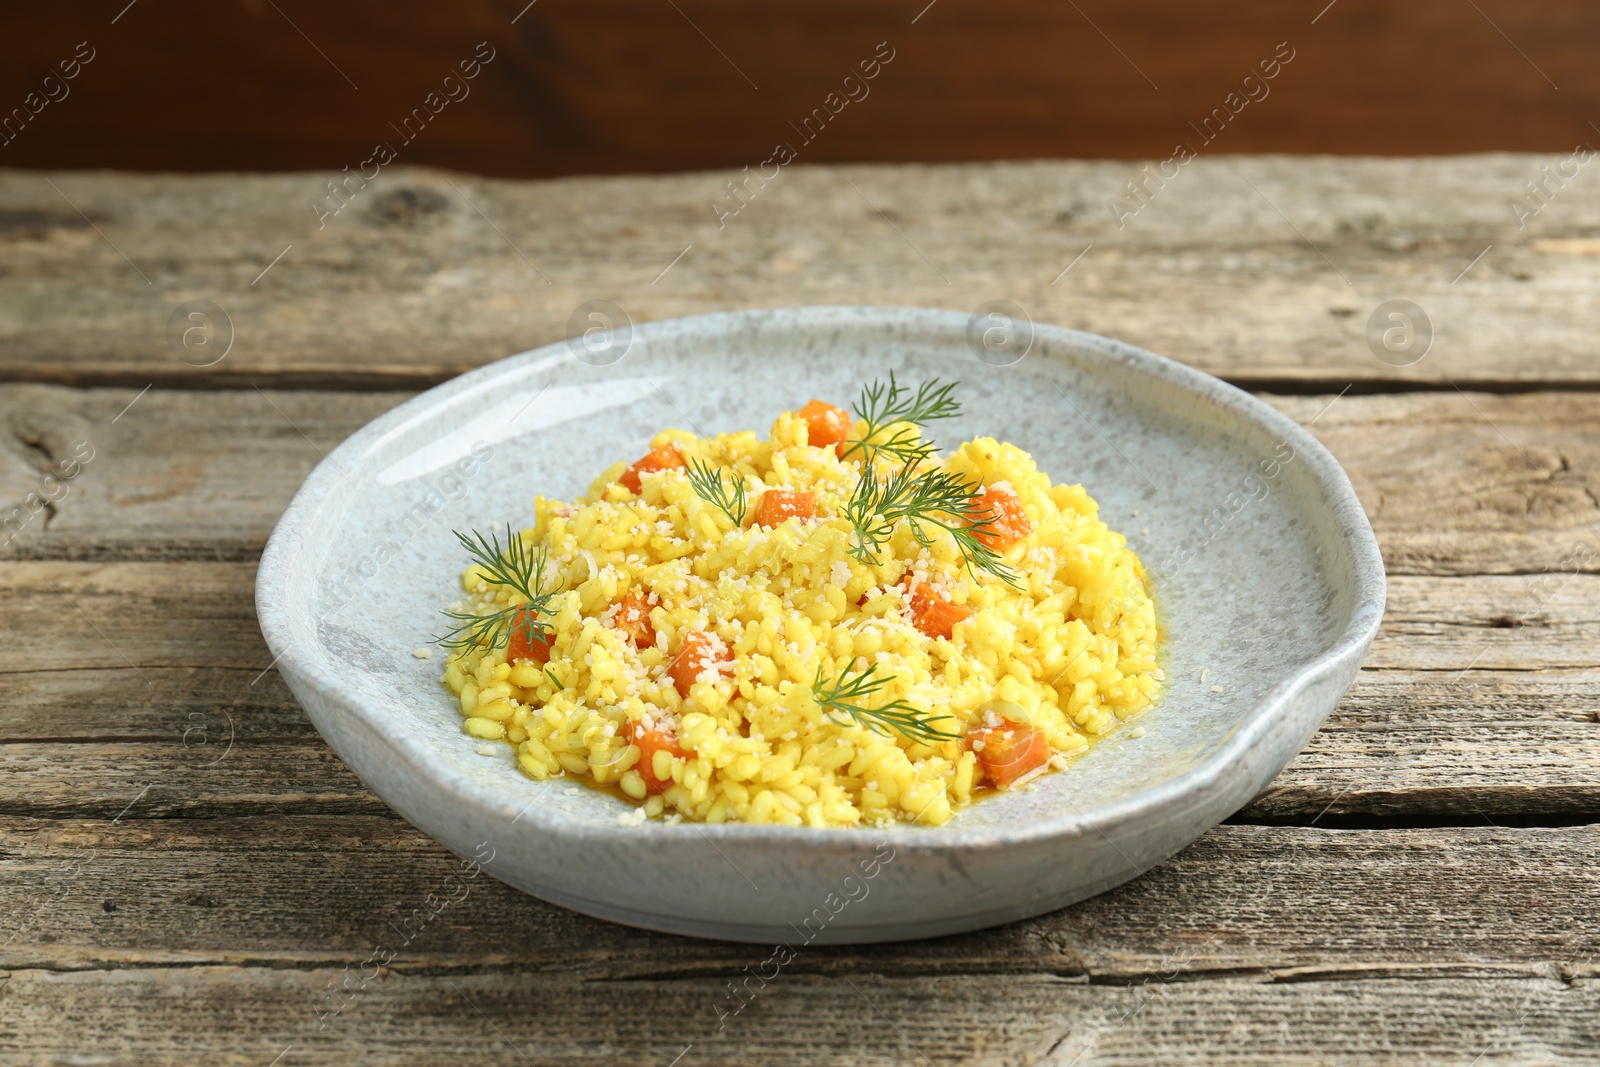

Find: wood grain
3;664;1597;824
1245;668;1600;823
5;819;1597;978
3;160;1599;388
1369;575;1600;672
1265;392;1600;578
0;668;313;743
0;384;407;561
1;158;1596;1064
3;384;1599;577
2;562;1598;822
2;967;1593;1066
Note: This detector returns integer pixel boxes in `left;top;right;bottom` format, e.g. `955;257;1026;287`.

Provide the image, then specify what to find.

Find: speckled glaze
256;306;1384;944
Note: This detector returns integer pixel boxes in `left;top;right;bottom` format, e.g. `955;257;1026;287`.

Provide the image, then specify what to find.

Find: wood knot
369;187;450;225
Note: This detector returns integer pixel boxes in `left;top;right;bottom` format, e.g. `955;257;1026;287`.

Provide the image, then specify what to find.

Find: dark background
2;0;1595;178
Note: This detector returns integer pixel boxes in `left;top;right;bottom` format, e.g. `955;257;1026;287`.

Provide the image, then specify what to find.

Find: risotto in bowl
257;306;1383;942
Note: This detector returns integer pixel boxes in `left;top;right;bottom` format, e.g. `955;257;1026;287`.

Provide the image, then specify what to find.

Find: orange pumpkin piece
668;630;731;698
796;399;853;450
611;588;656;648
969;485;1033;551
618;445;686;495
750;489;816;528
907;583;974;640
971;720;1050;787
629;722;689;795
505;608;552;666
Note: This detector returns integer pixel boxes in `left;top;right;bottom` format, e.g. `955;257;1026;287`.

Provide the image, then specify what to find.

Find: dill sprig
812;660;958;743
436;527;562;653
685;457;748;526
843;462;1023;589
840;372;961;466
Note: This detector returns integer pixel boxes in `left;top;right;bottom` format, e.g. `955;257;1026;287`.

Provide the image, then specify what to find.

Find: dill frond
842;462;1023;589
840;371;961;465
812;660;958;743
435;527;561;653
685;457;748;526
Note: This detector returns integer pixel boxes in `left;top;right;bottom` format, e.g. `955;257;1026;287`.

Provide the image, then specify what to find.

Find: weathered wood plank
1368;575;1600;672
3;820;1596;980
3;665;1597;823
3;385;1598;578
3;159;1600;388
3;563;1600;825
0;385;407;562
2;563;1598;820
1265;392;1600;579
0;562;266;674
0;743;379;820
1241;668;1600;823
0;668;313;743
1;967;1593;1066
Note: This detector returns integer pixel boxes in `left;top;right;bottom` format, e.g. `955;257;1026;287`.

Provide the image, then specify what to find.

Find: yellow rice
440;407;1161;827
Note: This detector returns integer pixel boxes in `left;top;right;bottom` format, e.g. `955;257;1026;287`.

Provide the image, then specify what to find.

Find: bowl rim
256;305;1386;849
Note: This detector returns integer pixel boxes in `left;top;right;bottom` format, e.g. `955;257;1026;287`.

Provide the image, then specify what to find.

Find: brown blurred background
2;0;1595;177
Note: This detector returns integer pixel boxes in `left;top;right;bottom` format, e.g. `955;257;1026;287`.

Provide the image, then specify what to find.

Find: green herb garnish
685;457;748;526
842;461;1023;589
840;372;961;466
543;666;565;690
812;660;958;743
436;527;561;653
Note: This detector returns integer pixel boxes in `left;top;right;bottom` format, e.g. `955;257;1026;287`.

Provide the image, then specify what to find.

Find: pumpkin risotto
437;378;1161;827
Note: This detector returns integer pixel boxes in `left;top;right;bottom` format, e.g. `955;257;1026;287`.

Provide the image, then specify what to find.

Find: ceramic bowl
257;306;1384;944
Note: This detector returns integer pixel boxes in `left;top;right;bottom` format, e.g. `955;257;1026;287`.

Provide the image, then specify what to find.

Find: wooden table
3;157;1597;1064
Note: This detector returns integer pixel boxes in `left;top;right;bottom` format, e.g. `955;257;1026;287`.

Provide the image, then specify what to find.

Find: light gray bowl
257;306;1384;944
